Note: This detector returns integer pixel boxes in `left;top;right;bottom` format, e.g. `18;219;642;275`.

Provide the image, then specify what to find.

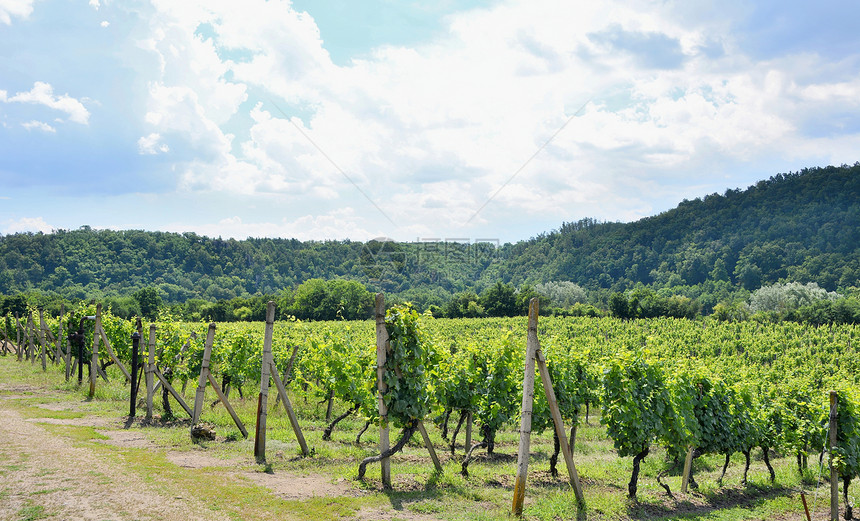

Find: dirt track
0;393;229;521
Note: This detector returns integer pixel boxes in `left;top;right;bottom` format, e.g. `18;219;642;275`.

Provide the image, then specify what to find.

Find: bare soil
0;405;229;521
0;387;437;520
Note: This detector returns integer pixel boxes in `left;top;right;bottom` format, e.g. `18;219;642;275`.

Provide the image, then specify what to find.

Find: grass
16;504;48;521
0;355;847;521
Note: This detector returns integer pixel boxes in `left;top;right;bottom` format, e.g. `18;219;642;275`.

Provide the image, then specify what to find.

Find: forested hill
1;163;859;309
484;163;860;302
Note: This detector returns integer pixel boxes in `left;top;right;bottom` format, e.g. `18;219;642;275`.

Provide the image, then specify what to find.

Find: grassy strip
0;356;838;521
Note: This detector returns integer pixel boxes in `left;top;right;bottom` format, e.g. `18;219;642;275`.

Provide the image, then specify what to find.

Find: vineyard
1;300;859;520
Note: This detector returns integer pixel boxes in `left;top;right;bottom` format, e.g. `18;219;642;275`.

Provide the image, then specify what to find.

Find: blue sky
1;0;859;243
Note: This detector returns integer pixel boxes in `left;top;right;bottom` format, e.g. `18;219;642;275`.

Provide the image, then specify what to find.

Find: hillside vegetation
1;163;858;313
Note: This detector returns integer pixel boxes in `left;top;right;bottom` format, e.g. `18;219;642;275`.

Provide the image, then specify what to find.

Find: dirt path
0;404;229;521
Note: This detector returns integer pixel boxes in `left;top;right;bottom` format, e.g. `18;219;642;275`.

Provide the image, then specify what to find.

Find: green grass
16;504;48;521
38;423;110;442
0;356;845;521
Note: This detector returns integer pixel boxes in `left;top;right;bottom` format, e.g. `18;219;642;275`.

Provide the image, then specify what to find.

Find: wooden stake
189;322;246;437
274;345;299;409
55;304;63;366
681;446;694;493
512;298;540;517
830;390;838;521
98;327;131;382
38;310;47;370
152;366;193;417
270;360;309;456
416;420;443;473
206;371;247;438
375;293;391;488
16;314;23;362
535;345;584;505
146;324;156;421
192;323;217;425
255;301;276;463
89;305;102;398
27;312;35;364
465;411;472;452
801;491;812;521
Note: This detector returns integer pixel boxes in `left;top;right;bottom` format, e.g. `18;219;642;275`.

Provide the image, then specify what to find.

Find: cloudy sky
1;0;859;243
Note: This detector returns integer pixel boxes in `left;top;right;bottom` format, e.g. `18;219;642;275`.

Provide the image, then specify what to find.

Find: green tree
480;282;517;317
133;287;163;321
290;279;372;321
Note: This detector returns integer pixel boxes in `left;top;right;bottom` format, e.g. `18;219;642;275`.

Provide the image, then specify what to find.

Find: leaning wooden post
146;325;156;421
375;293;392;488
255;301;276;463
512;298;540;517
274;345;300;409
269;358;309;456
416;420;444;473
535;344;585;505
192;323;217;425
89;304;103;397
830;390;838;521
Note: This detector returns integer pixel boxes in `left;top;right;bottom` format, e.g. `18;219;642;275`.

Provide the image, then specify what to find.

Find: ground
0;353;851;521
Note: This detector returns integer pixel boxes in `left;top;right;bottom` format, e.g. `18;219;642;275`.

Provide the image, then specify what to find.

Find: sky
1;0;859;244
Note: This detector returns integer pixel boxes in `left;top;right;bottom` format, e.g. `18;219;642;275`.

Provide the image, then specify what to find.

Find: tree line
1;163;858;319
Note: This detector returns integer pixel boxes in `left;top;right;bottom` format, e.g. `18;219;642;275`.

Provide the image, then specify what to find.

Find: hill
1;163;858;312
485;163;860;309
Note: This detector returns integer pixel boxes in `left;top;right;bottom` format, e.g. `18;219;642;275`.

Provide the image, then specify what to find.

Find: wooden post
146;325;156;420
274;345;299;409
192;323;217;424
206;371;248;438
801;492;812;521
38;310;47;370
535;345;584;504
89;305;102;397
56;304;63;366
416;420;443;473
830;390;838;521
375;293;391;488
27;311;35;363
269;360;309;456
512;298;540;517
130;332;140;417
465;411;472;452
97;327;132;382
681;446;694;493
153;366;193;417
15;314;23;362
190;323;246;437
255;301;275;463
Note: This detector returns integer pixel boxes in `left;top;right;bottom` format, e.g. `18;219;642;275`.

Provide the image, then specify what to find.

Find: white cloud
4;82;90;124
131;0;860;238
100;20;109;27
2;217;53;234
89;0;100;9
0;0;34;25
165;208;378;241
22;120;56;132
137;132;169;154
